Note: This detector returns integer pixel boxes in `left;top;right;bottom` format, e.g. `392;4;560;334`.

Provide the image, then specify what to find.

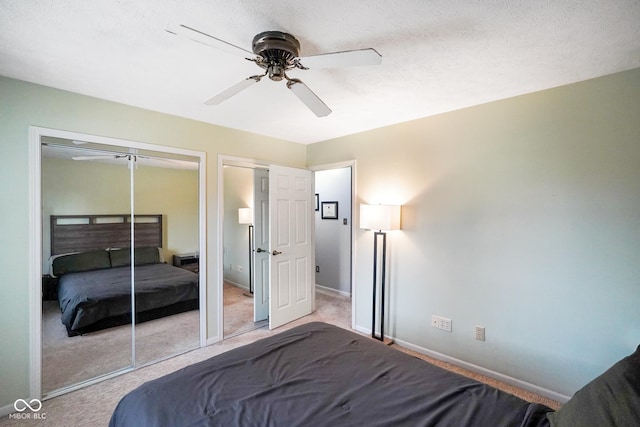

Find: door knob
256;248;267;253
272;250;282;256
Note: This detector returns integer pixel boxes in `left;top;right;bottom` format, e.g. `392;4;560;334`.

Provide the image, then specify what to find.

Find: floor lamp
360;204;401;344
238;208;254;296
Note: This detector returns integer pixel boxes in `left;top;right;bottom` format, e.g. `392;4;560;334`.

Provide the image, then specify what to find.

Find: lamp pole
248;224;254;294
360;203;400;345
372;230;387;342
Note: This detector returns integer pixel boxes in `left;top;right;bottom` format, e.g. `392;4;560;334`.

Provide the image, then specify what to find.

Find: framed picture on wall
321;201;338;219
315;194;319;211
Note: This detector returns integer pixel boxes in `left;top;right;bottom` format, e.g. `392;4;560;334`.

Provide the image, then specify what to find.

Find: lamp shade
360;204;401;231
238;207;252;225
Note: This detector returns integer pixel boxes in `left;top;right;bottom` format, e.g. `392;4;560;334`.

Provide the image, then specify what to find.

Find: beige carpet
223;282;268;337
42;302;200;394
4;292;559;426
42;282;262;393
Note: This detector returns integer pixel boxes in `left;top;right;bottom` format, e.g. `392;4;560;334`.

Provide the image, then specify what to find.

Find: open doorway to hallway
220;157;317;338
314;166;353;300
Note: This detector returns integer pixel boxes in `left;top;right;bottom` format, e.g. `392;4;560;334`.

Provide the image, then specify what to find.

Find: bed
109;322;640;427
50;214;199;336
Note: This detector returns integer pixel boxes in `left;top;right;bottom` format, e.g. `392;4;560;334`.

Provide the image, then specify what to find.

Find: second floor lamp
360;203;401;344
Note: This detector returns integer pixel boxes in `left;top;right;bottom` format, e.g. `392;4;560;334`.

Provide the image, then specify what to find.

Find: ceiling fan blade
135;156;198;170
204;76;261;105
286;79;332;117
166;24;253;57
299;48;382;69
144;157;191;166
72;155;120;161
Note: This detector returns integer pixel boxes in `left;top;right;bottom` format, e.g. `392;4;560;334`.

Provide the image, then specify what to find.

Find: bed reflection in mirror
41;140;201;396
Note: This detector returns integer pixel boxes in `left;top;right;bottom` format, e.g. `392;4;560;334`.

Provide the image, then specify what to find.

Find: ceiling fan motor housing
252;31;301;81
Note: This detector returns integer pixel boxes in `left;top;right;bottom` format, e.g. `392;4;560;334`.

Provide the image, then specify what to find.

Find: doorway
314;167;353;297
29;127;207;400
222;165;268;337
217;156;315;340
311;162;356;329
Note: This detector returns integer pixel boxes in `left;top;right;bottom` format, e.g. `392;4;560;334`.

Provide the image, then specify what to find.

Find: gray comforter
58;263;199;334
109;322;552;427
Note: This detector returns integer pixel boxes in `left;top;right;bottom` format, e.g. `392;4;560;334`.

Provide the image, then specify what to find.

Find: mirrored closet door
41;141;134;393
132;147;200;367
40;137;201;397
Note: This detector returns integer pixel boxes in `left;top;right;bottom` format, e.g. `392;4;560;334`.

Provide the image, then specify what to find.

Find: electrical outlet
439;317;452;332
475;326;485;341
432;315;452;332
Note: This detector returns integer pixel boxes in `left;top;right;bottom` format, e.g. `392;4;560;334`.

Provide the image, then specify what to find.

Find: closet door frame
28;126;207;400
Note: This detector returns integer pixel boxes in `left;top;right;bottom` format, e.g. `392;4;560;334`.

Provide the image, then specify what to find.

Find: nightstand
173;254;199;273
42;275;59;301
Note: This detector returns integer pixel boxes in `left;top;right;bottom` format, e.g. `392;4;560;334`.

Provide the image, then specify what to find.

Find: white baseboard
393;337;571;403
354;324;371;335
315;284;351;298
0;403;12;417
206;335;221;346
224;280;249;291
353;324;569;403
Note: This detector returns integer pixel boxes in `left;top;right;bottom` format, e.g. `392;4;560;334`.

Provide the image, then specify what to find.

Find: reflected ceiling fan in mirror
41;141;198;170
166;24;382;117
72;153;150;170
72;153;192;169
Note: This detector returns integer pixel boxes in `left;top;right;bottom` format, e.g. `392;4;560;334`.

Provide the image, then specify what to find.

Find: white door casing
30;126;207;400
253;168;269;322
269;165;314;329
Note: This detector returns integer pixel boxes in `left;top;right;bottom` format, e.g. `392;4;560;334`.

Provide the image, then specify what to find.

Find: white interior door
253;168;269;322
269;165;314;329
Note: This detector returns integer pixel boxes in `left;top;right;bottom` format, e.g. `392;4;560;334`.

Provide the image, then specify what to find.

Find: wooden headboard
50;214;163;255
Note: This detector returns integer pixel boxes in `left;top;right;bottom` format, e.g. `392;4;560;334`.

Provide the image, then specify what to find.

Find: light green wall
42;156;199;269
2;68;639;408
0;76;305;409
307;68;640;397
134;163;199;260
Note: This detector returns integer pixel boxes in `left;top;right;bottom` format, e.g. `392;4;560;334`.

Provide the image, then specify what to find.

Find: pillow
109;247;160;267
51;249;111;277
108;247;130;267
49;252;77;278
547;345;640;427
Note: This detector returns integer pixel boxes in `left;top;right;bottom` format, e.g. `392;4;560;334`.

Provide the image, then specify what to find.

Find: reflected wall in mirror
42;148;133;393
133;152;200;367
41;138;201;396
222;166;269;338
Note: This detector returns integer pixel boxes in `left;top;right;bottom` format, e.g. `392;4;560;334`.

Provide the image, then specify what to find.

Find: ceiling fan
166;24;382;117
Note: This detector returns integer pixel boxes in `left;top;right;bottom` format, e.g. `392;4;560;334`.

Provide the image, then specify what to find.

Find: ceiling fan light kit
167;25;381;117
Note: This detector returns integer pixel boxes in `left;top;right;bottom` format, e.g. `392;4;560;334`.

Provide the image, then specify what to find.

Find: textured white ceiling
1;1;639;144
